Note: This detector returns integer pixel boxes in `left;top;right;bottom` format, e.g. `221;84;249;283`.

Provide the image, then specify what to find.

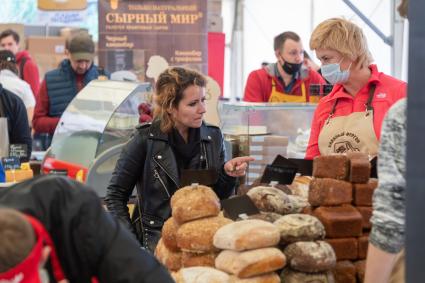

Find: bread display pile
310;153;377;283
155;184;233;274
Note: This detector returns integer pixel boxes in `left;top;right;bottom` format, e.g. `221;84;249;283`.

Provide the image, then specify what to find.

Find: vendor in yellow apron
318;84;379;157
268;78;307;103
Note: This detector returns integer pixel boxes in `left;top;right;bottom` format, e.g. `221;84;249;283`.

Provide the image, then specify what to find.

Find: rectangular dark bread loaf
358;234;369;259
325;238;358;260
356;206;372;230
349;158;371;184
312;155;349;180
332;260;356;283
309;178;352;206
353;179;378;206
313;205;363;238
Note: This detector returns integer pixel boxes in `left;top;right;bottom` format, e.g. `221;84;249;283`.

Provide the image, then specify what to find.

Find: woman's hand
224;156;255;177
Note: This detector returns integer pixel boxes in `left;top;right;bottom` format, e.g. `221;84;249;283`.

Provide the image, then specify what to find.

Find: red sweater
16;50;40;97
305;65;407;159
33;75;85;134
243;65;326;102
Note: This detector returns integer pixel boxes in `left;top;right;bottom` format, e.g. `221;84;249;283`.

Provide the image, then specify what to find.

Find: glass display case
42;80;152;195
220;102;317;183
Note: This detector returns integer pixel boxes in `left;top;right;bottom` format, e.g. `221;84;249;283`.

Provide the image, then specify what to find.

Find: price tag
1;157;20;170
9;144;28;159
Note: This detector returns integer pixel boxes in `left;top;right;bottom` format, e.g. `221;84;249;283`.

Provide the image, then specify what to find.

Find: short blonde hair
154;67;206;133
310;18;373;68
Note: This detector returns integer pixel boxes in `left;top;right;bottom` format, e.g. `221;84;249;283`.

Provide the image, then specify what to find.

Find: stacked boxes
310;153;377;283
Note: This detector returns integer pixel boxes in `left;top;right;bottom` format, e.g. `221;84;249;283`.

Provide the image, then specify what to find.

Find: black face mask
282;61;303;75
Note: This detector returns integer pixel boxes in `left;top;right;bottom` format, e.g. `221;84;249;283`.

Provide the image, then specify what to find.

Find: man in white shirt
0;50;35;125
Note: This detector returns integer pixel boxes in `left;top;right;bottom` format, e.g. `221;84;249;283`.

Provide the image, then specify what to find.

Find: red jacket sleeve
32;80;60;134
23;59;40;98
305;107;322;160
243;70;267;102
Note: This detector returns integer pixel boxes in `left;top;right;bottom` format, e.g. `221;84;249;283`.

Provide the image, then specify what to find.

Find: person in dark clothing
32;32;109;149
0;175;174;283
105;67;253;252
0;83;32;161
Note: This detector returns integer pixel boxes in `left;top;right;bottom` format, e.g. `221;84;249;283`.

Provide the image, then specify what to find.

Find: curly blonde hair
154;67;206;133
310;18;373;68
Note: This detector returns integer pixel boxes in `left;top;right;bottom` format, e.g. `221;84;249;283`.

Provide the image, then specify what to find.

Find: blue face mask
321;59;352;84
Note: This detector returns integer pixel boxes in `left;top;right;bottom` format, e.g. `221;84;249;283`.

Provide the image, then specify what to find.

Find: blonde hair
154;67;206;133
310;18;373;68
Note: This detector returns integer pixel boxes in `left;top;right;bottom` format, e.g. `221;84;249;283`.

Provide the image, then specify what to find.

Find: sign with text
9;144;28;160
98;0;207;81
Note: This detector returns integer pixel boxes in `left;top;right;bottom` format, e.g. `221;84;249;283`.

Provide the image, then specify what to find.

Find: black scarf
168;127;201;171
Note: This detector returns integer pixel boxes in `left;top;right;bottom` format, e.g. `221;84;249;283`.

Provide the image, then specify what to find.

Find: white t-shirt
0;69;35;109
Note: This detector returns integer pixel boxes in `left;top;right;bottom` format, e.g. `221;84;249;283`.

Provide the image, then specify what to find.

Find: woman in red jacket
305;18;406;159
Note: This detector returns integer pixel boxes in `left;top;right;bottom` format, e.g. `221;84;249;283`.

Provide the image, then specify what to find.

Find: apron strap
365;83;377;112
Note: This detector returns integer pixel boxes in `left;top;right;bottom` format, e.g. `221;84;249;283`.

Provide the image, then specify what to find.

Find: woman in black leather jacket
105;67;253;252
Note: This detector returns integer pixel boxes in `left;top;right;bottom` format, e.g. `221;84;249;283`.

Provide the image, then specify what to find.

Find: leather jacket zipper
202;142;209;169
153;158;179;188
153;168;171;198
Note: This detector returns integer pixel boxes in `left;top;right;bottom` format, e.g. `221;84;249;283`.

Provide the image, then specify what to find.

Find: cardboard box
0;23;25;50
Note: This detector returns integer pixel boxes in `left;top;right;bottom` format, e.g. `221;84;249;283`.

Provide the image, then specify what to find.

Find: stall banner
98;0;208;81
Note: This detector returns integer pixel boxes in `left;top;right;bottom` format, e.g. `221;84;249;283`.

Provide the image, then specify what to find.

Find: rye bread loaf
280;268;335;283
171;185;220;224
313;205;363;238
284;241;336;273
309;178;352;206
333;261;356;283
177;216;233;252
172;267;230;283
273;214;325;244
325;238;358;261
154;238;182;271
181;251;218;268
162;217;180;252
354;260;366;283
215;248;286;278
347;152;371;183
356;206;373;229
358;234;369;259
213;220;280;251
313;155;349;180
353;179;378;206
247;186;292;214
229;273;280;283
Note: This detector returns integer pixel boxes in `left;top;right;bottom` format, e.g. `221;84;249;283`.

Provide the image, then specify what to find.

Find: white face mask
321;59;352;84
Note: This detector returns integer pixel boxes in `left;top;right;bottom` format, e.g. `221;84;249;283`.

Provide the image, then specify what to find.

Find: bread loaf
171;185;220;224
356;206;372;229
280;268;335;283
172;267;230;283
181;251;218;268
358;234;369;259
287;176;311;199
309;178;352;206
215;248;286;278
162;217;180;252
353;179;378;206
284;241;336;273
213;220;280;251
333;260;356;283
177;216;233;252
154;238;182;271
246;212;283;223
246;186;292;214
313;205;363;238
273;214;325;244
349;158;371;184
325;238;358;260
229;273;280;283
354;260;365;283
313;155;349;180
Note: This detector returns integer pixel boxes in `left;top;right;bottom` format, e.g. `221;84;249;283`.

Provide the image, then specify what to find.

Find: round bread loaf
181;251;218;268
273;214;325;244
247;186;292;214
280;268;335;283
172;267;230;283
284;241;336;272
286;195;310;213
171;185;220;224
229;272;280;283
215;247;286;278
154;238;182;271
162;217;180;252
213;219;280;251
246;212;283;223
177;216;233;252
